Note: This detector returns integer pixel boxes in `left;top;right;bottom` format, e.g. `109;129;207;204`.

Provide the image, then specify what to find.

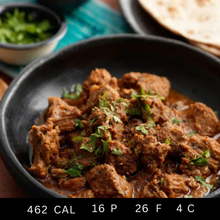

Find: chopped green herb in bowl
0;8;55;45
0;2;67;65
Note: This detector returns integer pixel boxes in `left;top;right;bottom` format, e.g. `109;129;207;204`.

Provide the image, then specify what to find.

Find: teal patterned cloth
0;0;133;78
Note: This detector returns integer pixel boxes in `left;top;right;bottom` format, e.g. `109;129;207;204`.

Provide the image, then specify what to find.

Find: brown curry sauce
28;69;220;198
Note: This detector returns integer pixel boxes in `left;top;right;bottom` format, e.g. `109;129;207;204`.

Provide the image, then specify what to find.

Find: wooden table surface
0;0;121;198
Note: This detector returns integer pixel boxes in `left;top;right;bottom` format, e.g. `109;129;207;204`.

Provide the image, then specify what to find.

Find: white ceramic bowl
0;2;67;65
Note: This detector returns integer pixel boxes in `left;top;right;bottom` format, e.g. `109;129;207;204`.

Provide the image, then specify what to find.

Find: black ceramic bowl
0;2;67;65
0;34;220;198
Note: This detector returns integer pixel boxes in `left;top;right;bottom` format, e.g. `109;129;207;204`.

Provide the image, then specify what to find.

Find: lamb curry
29;69;220;198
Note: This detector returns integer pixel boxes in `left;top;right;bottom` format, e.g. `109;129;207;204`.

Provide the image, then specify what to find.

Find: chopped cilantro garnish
165;136;171;145
195;176;213;188
89;116;99;126
116;98;129;107
64;164;84;177
135;121;156;134
136;124;149;134
187;130;197;137
131;89;138;98
101;140;109;156
113;115;121;123
141;87;146;95
99;91;107;107
144;103;153;122
170;117;182;125
74;118;84;129
112;148;123;157
79;125;111;154
126;107;142;116
148;89;153;95
0;8;55;45
80;139;95;153
190;150;210;166
68;153;83;166
102;106;122;124
62;84;82;99
184;195;193;198
72;136;83;142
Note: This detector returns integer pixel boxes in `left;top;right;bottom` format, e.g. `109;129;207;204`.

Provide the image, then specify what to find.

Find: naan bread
138;0;220;47
189;40;220;56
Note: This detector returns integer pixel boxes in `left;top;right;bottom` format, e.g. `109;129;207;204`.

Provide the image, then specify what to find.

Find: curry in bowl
29;68;220;198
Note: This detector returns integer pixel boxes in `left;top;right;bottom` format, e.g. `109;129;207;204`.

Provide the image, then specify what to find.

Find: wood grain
0;78;8;100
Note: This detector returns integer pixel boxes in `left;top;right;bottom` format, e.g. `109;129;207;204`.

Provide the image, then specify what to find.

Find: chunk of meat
143;97;180;124
129;170;154;198
186;102;220;136
58;177;87;192
70;137;100;169
118;72;171;97
62;92;87;111
82;84;120;112
141;180;168;198
82;68;118;92
85;101;126;141
29;119;60;178
128;96;180;125
161;173;190;198
68;189;95;198
156;122;189;156
51;168;68;178
105;140;138;175
140;136;171;174
87;164;132;198
141;170;200;198
188;135;220;172
47;97;82;132
178;142;213;178
162;173;207;198
180;157;212;178
145;97;173;123
140;170;168;198
124;118;144;136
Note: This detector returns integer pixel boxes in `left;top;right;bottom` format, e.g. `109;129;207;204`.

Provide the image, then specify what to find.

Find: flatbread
138;0;220;47
189;40;220;57
0;78;8;100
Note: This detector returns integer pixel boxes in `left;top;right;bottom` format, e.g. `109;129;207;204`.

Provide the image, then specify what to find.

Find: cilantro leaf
195;176;213;188
190;150;210;166
165;136;171;145
170;117;182;125
126;107;142;116
74;118;84;129
144;103;152;121
64;164;84;177
187;130;197;137
112;148;123;157
62;84;82;99
131;89;138;98
80;138;95;153
72;136;83;142
101;140;108;156
140;87;146;95
99;91;107;107
89;116;99;126
136;124;149;134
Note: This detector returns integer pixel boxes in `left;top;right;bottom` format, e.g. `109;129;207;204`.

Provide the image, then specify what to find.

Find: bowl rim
1;33;220;198
0;2;67;50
